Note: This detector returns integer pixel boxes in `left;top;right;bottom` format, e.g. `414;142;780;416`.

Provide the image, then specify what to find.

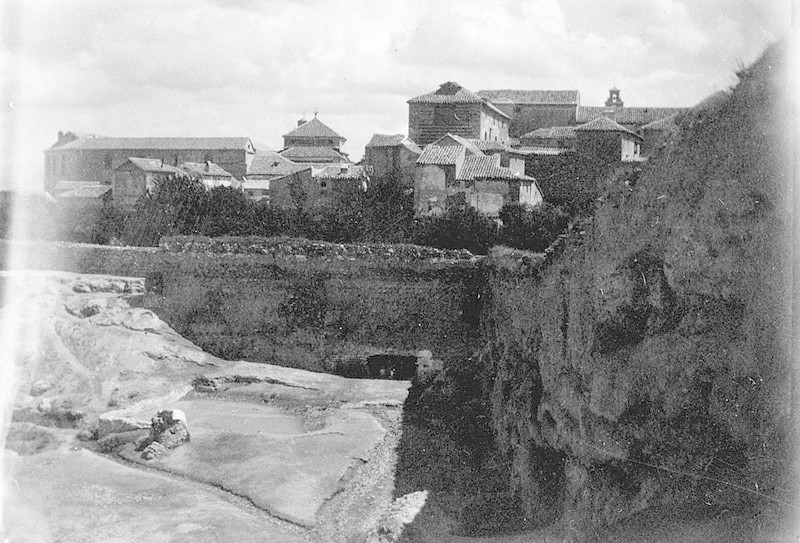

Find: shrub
498;202;568;252
413;206;498;255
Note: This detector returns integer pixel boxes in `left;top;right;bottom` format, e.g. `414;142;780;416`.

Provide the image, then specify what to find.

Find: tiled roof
466;139;508;152
520;126;577;140
477;89;580;105
279;146;349;162
316;164;367;180
431;133;484;156
417;145;465;165
408;82;511;119
408;81;485;104
49;136;254;152
123;157;185;173
247;151;306;177
283;117;345;140
576;116;642;139
576;106;689;126
366;134;405;147
514;146;572;156
179;161;234;178
639;113;680;131
458;155;533;181
366;134;423;154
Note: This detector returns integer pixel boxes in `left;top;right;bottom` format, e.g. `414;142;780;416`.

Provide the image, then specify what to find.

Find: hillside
396;41;797;542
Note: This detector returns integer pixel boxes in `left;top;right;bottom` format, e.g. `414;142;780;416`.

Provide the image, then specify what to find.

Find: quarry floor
2;270;795;542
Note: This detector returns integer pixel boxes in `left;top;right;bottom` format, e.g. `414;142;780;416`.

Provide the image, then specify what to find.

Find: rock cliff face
480;43;795;536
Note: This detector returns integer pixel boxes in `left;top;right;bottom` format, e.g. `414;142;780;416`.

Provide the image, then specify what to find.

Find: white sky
0;0;791;191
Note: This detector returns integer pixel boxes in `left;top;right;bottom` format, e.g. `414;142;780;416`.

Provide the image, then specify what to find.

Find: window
61;155;67;174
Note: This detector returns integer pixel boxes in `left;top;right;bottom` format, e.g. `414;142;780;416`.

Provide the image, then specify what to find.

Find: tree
198;186;254;237
362;171;415;243
498;202;568;252
414;206;498;255
122;175;207;246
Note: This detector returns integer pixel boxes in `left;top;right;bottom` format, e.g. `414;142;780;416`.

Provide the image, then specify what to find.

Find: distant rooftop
459;155;533;182
48;136;255;152
247;151;309;177
416;145;465;165
283;117;345;141
122;157;185;174
279;146;350;163
520;126;577;140
577;106;689;126
575;116;642;139
477;89;580;105
408;82;511;119
366;134;423;153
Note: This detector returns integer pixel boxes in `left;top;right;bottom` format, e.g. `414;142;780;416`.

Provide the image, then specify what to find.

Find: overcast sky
0;0;790;190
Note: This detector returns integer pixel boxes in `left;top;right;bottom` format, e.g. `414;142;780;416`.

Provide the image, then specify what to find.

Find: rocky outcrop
137;409;190;460
480;42;795;538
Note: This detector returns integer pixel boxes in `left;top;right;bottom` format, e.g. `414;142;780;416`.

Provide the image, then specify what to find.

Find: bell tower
605;87;624;107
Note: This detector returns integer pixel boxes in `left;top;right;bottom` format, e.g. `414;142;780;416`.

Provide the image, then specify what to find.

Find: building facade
413;134;541;218
363;134;422;188
44;132;256;191
477;89;580;138
408;82;511;146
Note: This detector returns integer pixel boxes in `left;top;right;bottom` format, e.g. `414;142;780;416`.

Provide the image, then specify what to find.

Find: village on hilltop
44;84;688;222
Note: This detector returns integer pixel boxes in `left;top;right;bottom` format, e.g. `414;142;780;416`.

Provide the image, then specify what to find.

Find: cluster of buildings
44;83;687;220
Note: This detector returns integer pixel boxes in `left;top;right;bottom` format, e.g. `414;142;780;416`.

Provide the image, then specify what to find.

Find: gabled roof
366;134;423;154
431;133;484;156
247;151;309;177
48;137;255;152
576;106;689;126
408;82;511;119
458;155;534;181
520;126;577;140
179;161;234;178
477;89;580;105
279;146;350;162
120;157;185;174
417;145;465;165
639;113;680;131
575;116;642;139
283;117;345;140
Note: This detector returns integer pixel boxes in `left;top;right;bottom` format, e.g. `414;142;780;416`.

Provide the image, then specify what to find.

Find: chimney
206;161;211;172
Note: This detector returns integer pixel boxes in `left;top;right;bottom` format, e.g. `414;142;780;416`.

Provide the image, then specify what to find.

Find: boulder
371;491;429;542
137;409;190;460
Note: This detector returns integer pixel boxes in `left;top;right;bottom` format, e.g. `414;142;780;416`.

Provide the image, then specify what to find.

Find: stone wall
1;237;483;373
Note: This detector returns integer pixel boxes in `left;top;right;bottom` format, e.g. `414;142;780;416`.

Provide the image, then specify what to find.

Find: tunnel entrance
366;354;418;380
330;350;441;380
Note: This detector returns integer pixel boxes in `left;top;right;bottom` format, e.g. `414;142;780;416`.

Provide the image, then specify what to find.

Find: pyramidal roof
283;117;345;140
